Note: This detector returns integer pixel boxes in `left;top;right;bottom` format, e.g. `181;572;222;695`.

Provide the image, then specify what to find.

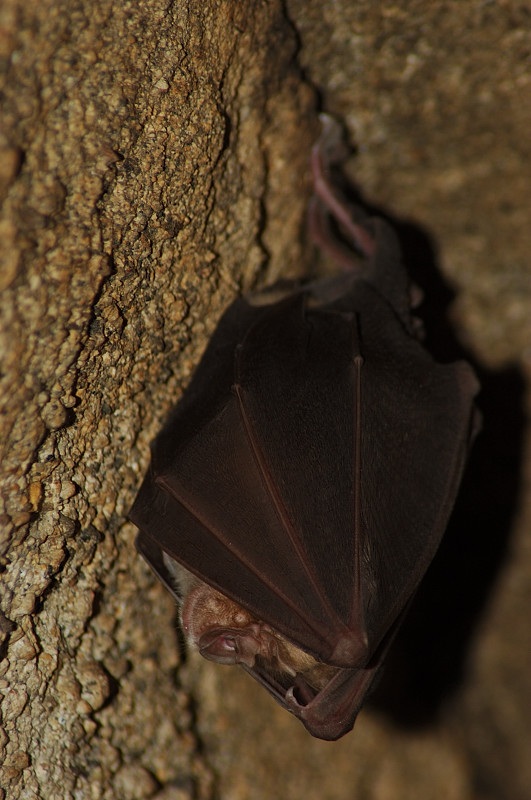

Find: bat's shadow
364;215;526;726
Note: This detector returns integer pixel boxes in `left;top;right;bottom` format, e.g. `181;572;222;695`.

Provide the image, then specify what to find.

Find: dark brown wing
130;247;478;670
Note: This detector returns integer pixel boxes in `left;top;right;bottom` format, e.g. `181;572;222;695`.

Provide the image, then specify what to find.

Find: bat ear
198;626;262;668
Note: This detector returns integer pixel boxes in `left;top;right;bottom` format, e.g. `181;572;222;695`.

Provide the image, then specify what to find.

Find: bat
130;115;480;740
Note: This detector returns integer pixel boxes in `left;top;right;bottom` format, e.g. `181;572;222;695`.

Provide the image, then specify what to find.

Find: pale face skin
163;554;336;691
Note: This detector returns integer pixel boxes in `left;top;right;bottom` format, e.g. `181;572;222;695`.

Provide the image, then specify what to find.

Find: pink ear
198;625;262;668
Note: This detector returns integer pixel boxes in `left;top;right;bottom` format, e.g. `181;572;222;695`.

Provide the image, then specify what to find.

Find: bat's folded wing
131;286;479;673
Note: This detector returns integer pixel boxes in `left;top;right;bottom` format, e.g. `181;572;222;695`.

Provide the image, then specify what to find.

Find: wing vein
157;474;320;623
351;312;364;630
231;377;342;632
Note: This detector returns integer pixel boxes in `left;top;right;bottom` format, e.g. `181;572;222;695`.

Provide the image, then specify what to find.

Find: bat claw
310;115;376;264
130;111;481;741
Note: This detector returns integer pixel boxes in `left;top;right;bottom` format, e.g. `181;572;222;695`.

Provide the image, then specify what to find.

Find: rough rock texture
1;1;530;799
0;1;314;798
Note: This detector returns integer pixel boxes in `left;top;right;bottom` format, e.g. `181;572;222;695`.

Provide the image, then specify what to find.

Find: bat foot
309;115;376;265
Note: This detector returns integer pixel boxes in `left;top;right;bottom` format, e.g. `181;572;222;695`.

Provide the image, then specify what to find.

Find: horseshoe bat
130;115;479;740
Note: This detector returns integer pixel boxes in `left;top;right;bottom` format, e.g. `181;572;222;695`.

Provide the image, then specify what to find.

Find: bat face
130;116;480;740
164;555;337;690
